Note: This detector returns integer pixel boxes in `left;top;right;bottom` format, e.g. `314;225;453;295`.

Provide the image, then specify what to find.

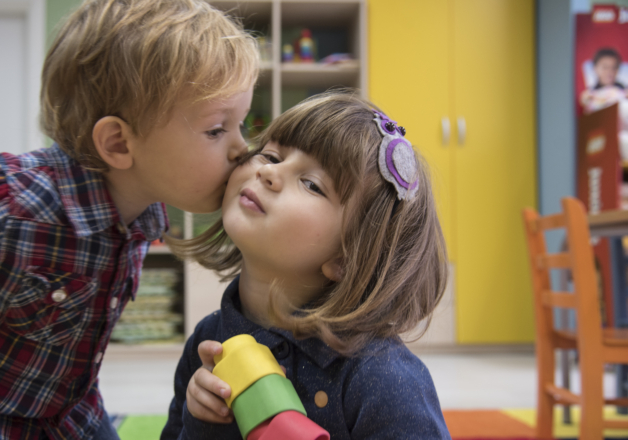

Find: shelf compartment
209;1;273;31
281;1;360;28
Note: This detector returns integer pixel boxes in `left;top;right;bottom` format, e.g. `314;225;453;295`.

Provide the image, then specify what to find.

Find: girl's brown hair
168;90;448;356
40;0;259;171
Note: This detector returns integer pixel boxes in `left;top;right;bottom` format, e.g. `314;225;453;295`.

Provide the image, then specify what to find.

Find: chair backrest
522;197;603;348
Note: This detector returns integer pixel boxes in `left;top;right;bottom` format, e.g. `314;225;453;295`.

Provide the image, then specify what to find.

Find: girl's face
222;142;344;286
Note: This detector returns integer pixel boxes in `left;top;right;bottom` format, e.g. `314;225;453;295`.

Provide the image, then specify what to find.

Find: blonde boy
0;0;258;439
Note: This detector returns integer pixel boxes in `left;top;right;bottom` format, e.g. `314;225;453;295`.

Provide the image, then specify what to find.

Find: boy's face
129;87;253;213
594;56;620;87
222;142;344;286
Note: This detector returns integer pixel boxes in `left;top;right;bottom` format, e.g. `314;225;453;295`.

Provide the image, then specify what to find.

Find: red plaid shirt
0;145;168;439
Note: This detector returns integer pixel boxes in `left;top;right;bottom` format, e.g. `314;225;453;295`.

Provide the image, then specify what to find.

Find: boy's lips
240;188;265;213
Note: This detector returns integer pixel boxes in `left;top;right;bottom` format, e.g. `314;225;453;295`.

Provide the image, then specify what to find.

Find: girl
161;91;451;439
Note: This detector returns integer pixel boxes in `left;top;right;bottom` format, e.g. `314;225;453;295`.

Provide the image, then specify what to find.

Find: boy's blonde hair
40;0;259;171
169;90;448;356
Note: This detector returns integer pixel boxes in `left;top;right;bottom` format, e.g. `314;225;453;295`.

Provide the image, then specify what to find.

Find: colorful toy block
213;335;330;440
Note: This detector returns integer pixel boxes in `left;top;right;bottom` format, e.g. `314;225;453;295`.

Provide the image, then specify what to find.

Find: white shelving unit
114;0;368;350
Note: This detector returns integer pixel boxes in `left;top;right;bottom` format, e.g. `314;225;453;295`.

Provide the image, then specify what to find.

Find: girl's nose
257;163;283;191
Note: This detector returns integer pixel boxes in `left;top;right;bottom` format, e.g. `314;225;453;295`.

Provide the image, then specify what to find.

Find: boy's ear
92;116;134;170
321;255;344;283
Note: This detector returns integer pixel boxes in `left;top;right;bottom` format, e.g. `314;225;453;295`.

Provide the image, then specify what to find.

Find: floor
98;345;619;415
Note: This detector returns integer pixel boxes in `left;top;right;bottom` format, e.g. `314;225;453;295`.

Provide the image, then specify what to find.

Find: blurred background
3;0;628;438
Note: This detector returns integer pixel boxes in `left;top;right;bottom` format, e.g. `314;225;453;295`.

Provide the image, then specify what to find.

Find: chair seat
553;328;628;347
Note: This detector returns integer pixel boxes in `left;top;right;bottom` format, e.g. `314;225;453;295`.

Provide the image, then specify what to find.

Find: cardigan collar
219;277;341;370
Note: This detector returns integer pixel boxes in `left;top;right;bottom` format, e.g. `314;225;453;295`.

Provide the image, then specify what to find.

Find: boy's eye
240;122;249;140
206;128;226;138
303;180;326;197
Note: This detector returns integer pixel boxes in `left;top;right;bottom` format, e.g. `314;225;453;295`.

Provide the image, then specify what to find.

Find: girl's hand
186;340;234;424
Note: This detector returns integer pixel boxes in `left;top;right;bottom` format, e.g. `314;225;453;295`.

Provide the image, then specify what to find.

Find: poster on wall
576;4;628;160
575;4;628;326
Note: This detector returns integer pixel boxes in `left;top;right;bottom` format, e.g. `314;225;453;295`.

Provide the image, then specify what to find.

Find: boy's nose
228;139;248;162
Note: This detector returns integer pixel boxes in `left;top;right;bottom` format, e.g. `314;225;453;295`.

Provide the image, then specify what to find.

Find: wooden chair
522;197;628;439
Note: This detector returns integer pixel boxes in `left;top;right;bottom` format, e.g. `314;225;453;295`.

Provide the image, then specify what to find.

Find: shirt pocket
5;267;98;345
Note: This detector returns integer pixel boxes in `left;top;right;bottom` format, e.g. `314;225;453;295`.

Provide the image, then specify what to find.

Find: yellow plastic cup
213;335;286;407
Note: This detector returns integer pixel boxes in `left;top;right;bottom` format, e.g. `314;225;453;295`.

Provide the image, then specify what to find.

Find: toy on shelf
257;36;272;63
213;335;330;440
287;28;316;63
297;29;314;62
282;44;294;63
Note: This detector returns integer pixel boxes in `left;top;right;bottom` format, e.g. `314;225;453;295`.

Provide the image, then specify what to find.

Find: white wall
0;0;45;155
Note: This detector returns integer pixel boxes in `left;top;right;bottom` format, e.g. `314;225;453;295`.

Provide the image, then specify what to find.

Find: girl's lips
240;188;265;213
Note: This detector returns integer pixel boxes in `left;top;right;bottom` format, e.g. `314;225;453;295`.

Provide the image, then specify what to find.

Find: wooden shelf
281;62;360;88
147;245;173;255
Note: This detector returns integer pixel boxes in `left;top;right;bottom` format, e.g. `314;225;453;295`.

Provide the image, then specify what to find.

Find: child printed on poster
580;47;628;160
576;5;628;160
580;47;628;113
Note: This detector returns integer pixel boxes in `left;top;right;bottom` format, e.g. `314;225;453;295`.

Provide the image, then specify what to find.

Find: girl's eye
303;180;326;197
259;153;281;164
206;128;226;139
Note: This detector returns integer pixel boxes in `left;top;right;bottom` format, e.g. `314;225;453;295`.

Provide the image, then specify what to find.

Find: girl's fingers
187;376;233;423
197;340;223;370
194;367;231;400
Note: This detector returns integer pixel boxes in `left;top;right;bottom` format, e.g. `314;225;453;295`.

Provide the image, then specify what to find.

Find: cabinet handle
457;117;466;146
441;117;451;146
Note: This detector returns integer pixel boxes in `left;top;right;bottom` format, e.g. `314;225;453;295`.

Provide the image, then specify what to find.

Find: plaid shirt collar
47;144;167;240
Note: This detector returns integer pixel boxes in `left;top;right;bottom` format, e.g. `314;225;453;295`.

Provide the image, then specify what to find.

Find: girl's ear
92;116;134;170
322;255;344;282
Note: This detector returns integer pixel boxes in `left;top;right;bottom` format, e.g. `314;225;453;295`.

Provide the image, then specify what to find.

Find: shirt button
116;222;126;234
315;390;328;408
110;297;118;309
272;340;291;360
94;352;103;364
51;289;67;302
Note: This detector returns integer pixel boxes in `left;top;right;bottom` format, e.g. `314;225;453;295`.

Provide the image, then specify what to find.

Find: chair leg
579;359;604;440
536;344;555;439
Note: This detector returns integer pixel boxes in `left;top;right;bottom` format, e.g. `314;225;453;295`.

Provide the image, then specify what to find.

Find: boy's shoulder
0;148;58;187
0;147;67;223
0;145;122;233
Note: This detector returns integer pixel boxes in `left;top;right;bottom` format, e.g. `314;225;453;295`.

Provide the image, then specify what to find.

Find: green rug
117;415;168;440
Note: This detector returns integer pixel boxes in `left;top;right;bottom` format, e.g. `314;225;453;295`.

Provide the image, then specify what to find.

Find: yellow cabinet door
369;0;536;344
369;0;453;249
452;0;536;343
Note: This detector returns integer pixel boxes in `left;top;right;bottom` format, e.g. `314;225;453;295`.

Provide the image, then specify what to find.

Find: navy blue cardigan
161;278;451;439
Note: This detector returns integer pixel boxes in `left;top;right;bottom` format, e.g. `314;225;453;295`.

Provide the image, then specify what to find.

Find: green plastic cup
232;373;306;439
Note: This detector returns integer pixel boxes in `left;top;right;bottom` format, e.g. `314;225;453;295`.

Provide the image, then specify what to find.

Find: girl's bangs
256;92;381;203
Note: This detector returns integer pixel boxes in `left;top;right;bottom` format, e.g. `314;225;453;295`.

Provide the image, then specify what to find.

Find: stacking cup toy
213;335;330;440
